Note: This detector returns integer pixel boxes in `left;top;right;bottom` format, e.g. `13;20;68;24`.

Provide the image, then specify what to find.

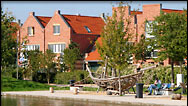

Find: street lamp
16;19;21;79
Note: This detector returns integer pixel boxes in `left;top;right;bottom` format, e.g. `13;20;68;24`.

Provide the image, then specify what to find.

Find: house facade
85;4;184;69
19;10;105;70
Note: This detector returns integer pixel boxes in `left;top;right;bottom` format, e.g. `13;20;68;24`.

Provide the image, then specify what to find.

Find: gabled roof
35;14;105;35
63;14;105;35
162;9;184;13
35;16;51;27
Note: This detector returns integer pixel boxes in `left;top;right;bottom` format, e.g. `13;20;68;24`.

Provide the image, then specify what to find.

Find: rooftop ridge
62;14;101;18
36;16;52;18
162;8;184;11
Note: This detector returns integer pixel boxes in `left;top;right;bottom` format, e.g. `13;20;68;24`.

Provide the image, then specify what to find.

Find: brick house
85;4;185;69
19;10;105;70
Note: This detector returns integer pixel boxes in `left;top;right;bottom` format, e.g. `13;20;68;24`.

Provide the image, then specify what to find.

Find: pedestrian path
2;90;187;106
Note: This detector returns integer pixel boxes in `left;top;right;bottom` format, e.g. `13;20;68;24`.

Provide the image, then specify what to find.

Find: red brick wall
20;12;44;52
45;10;71;51
113;4;172;66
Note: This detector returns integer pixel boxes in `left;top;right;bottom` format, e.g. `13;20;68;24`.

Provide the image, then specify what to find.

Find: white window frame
25;45;40;51
48;43;66;53
152;49;158;58
145;21;155;39
53;24;60;35
28;27;34;36
84;26;91;33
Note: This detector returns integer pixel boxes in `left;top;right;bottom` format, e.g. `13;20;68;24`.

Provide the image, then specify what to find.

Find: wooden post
118;69;122;96
49;87;54;93
73;88;78;95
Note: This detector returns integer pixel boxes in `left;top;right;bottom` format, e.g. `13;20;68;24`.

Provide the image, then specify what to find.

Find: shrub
54;70;93;84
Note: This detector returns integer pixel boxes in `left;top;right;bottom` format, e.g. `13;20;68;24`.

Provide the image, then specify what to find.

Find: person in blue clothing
148;77;161;95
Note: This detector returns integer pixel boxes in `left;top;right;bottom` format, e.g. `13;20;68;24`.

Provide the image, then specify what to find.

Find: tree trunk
47;70;50;85
114;69;117;77
104;57;108;78
171;60;175;85
48;78;50;85
112;68;114;77
118;69;122;96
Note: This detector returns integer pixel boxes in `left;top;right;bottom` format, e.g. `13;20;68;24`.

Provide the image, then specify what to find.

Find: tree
148;10;187;84
27;49;43;81
63;41;81;72
40;49;56;84
96;2;134;95
1;8;18;71
132;34;149;63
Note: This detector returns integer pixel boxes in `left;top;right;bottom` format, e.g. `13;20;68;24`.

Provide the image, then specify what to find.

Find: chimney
17;19;21;26
100;13;106;23
77;13;81;16
55;10;60;14
29;12;35;16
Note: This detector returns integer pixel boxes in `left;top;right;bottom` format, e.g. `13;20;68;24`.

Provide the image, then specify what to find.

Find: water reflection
1;95;157;106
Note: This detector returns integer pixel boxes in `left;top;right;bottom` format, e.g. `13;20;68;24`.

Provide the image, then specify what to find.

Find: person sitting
148;77;161;95
162;83;171;89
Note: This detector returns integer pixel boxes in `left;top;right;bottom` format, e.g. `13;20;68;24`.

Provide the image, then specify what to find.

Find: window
145;21;154;39
145;49;158;58
152;50;158;58
25;45;40;51
53;25;60;35
48;44;66;53
28;27;34;36
84;26;91;33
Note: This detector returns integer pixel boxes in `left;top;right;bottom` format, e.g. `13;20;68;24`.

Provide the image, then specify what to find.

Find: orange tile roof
35;16;51;27
72;34;99;54
63;14;105;35
11;22;19;39
162;9;184;13
131;11;143;15
85;37;102;61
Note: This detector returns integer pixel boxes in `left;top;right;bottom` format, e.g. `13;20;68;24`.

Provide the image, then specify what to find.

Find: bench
154;83;174;96
70;86;83;92
154;89;173;96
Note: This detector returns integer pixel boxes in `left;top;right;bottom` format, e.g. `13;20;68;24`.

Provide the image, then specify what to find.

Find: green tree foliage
27;50;43;81
133;34;149;63
40;49;56;84
148;10;187;83
1;8;18;70
63;41;81;72
96;2;134;95
96;5;133;71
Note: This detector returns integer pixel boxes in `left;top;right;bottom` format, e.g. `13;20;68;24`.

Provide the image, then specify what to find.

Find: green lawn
1;76;100;92
1;76;53;91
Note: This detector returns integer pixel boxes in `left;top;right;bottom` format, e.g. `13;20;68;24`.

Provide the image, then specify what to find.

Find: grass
83;87;103;91
1;76;53;91
2;76;186;96
1;76;101;92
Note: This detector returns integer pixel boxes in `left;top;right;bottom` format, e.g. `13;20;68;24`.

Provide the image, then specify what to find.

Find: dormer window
28;27;34;36
84;26;91;33
53;24;60;35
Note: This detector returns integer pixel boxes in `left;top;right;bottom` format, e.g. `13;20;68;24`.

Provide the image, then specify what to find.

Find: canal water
1;95;153;106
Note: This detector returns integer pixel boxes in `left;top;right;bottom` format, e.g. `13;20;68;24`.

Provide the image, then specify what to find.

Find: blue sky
1;1;187;24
